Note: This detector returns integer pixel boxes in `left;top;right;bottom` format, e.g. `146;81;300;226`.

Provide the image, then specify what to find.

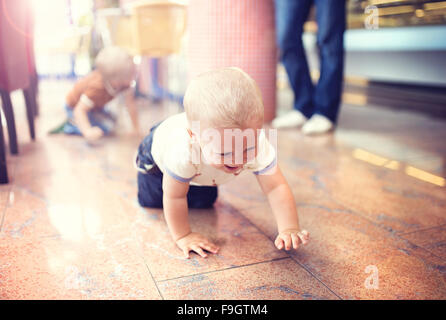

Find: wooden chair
0;0;37;183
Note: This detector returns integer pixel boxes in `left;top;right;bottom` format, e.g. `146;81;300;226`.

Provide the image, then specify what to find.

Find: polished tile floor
0;79;445;299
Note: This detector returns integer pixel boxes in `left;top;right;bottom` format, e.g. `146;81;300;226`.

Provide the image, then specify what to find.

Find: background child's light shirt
149;112;276;186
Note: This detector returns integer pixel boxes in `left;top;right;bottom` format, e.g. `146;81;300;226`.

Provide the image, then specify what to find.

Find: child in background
135;67;309;258
63;46;140;142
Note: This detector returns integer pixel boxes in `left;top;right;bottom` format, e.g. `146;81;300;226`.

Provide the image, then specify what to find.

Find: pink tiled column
187;0;277;122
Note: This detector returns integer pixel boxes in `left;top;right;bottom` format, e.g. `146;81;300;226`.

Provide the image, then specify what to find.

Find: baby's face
109;77;133;93
109;66;136;93
196;121;262;174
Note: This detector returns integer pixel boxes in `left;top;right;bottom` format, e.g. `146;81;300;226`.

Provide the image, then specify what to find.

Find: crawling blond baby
63;46;140;142
135;67;309;258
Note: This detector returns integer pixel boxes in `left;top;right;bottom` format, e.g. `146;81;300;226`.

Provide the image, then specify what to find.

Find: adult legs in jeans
275;0;314;119
274;0;345;131
313;0;346;123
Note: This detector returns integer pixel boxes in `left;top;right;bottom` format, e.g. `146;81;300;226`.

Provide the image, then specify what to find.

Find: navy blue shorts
136;122;218;209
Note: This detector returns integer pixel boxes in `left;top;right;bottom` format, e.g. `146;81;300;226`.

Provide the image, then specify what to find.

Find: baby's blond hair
95;46;135;83
183;67;264;128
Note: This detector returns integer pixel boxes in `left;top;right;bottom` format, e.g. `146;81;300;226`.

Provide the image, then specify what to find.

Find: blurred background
1;0;446;180
25;0;446;116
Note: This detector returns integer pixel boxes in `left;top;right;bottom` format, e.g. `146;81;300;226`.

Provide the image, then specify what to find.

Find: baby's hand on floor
84;126;104;143
176;232;219;259
275;229;309;251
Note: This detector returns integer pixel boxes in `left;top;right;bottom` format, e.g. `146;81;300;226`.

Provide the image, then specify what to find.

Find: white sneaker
301;114;334;135
272;110;307;128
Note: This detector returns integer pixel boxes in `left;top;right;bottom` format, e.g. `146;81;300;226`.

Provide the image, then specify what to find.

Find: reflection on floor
0;79;445;299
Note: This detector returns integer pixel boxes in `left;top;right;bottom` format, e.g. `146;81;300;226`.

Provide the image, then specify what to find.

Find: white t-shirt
149;112;276;186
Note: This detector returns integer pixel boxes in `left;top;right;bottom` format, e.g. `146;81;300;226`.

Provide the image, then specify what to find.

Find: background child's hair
95;46;135;83
183;67;264;128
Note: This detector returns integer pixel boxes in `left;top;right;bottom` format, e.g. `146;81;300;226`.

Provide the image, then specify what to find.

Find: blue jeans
63;104;116;135
136;122;218;209
275;0;346;123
